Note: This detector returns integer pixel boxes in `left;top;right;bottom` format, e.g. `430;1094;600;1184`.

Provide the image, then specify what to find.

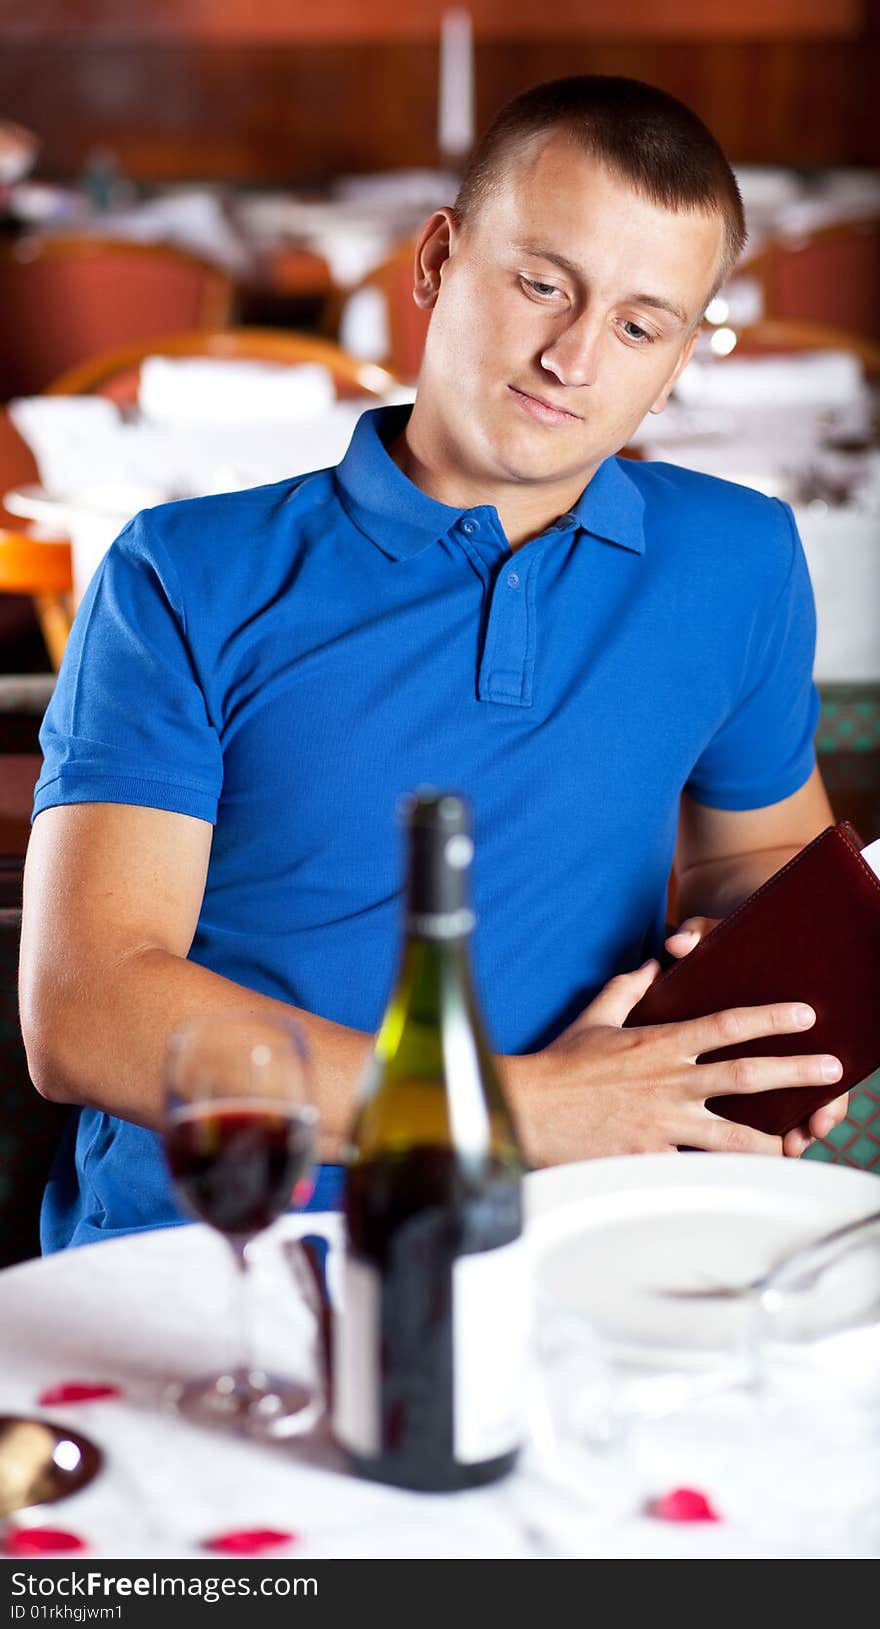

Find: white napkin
75;188;253;275
7;387;415;603
732;165;803;211
332;168;460;208
9;395;132;499
338;285;392;362
774;169;880;239
138;356;337;425
794;506;880;683
674;350;866;410
305;224;395;288
9;388;416;504
9;396;367;514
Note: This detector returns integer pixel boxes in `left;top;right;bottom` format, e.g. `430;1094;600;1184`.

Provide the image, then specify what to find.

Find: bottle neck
405;906;476;942
363;887;523;1169
405;818;473;922
399;814;477;1023
396;928;472;1021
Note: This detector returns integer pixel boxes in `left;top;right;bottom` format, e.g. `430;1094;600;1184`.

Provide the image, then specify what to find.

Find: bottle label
333;1236;529;1466
453;1236;529;1463
333;1255;381;1458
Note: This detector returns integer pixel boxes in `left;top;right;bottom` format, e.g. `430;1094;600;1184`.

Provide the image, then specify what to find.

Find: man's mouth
508;386;581;425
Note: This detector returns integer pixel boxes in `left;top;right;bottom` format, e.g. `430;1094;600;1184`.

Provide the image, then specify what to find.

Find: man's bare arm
21;798;843;1174
19;804;373;1161
672;765;834;924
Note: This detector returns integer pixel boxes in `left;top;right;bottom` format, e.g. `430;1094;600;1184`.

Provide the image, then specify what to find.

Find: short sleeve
686;499;820;812
33;511;223;824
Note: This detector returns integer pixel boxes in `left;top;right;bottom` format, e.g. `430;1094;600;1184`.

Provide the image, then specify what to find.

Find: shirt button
461;518;480;536
507;570;520;588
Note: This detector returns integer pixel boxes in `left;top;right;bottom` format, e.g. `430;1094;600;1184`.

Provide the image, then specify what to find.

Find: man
20;76;846;1250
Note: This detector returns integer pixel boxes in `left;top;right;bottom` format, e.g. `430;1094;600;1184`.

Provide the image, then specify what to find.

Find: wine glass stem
230;1237;258;1391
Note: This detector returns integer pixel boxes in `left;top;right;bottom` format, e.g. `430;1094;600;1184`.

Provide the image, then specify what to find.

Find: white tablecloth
0;1206;876;1561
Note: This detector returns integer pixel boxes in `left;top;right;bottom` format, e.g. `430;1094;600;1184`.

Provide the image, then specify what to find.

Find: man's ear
648;325;701;415
412;208;458;310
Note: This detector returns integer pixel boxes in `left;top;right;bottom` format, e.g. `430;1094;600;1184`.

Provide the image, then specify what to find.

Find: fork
654;1207;880;1302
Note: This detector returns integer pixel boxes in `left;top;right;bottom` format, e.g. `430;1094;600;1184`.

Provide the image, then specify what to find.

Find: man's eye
621;320;653;343
523;279;562;300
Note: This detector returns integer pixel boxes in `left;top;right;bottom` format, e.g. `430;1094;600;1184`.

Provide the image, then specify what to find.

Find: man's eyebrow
627;292;688;326
513;242;688;326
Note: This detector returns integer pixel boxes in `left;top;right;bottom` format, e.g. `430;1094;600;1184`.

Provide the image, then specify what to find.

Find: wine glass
740;1212;880;1556
495;1296;637;1557
594;1210;880;1557
162;1010;323;1437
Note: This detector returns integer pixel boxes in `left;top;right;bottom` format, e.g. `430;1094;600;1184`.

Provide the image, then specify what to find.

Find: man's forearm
674;842;804;923
23;946;374;1161
26;944;552;1166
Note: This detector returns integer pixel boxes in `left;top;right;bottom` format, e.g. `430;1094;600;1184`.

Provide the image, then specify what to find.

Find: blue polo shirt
34;404;819;1250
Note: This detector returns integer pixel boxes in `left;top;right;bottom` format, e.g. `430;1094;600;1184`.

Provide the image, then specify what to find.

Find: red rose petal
3;1527;88;1556
203;1528;298;1556
37;1382;122;1406
647;1486;721;1523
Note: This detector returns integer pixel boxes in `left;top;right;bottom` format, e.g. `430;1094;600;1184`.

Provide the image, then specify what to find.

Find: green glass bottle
333;790;528;1491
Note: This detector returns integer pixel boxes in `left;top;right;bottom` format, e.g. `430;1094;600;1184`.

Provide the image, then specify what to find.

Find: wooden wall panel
0;0;865;45
0;36;876;183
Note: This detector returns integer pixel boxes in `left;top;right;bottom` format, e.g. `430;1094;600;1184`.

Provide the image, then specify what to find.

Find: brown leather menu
625;822;880;1138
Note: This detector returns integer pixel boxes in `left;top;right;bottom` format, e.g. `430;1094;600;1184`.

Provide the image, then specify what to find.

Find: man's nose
539;313;602;388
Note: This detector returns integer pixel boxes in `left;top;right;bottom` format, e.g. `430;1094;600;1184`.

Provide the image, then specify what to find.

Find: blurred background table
1;0;878;676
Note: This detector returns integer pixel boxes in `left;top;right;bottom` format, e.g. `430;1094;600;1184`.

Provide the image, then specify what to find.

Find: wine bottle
333;790;528;1492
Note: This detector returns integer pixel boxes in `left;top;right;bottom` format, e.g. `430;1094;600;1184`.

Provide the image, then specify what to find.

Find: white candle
438;8;475;161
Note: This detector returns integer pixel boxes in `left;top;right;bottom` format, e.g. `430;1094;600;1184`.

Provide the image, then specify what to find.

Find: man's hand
664;915;849;1156
665;915;720;958
504;958;846;1167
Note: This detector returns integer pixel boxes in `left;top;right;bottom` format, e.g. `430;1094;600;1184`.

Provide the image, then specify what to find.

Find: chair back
0;236;235;401
45;327;400;403
1;330;399;668
738;218;880;344
0;895;70;1268
0;409;41;533
722;318;880;379
333;238;430;384
0;408;72;666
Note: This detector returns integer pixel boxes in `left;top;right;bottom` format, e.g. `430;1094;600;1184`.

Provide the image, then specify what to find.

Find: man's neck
387;415;596;553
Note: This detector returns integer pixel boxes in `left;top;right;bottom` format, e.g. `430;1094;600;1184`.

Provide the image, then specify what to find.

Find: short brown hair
455;76;746;296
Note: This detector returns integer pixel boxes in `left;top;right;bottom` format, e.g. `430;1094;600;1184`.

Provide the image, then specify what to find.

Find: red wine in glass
161;1012;322;1437
166;1101;316;1237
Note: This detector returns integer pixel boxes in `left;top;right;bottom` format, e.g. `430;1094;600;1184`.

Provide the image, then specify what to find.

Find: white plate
525;1153;880;1367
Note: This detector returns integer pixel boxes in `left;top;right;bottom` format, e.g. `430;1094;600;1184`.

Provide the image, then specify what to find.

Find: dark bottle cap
400;789;475;938
400;788;469;833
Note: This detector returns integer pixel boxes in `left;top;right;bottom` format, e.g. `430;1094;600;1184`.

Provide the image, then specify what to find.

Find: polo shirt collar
335;404;646;559
567;451;646;555
334;405;466;561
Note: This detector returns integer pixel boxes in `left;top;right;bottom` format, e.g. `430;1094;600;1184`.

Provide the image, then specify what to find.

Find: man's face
414;134;724;495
